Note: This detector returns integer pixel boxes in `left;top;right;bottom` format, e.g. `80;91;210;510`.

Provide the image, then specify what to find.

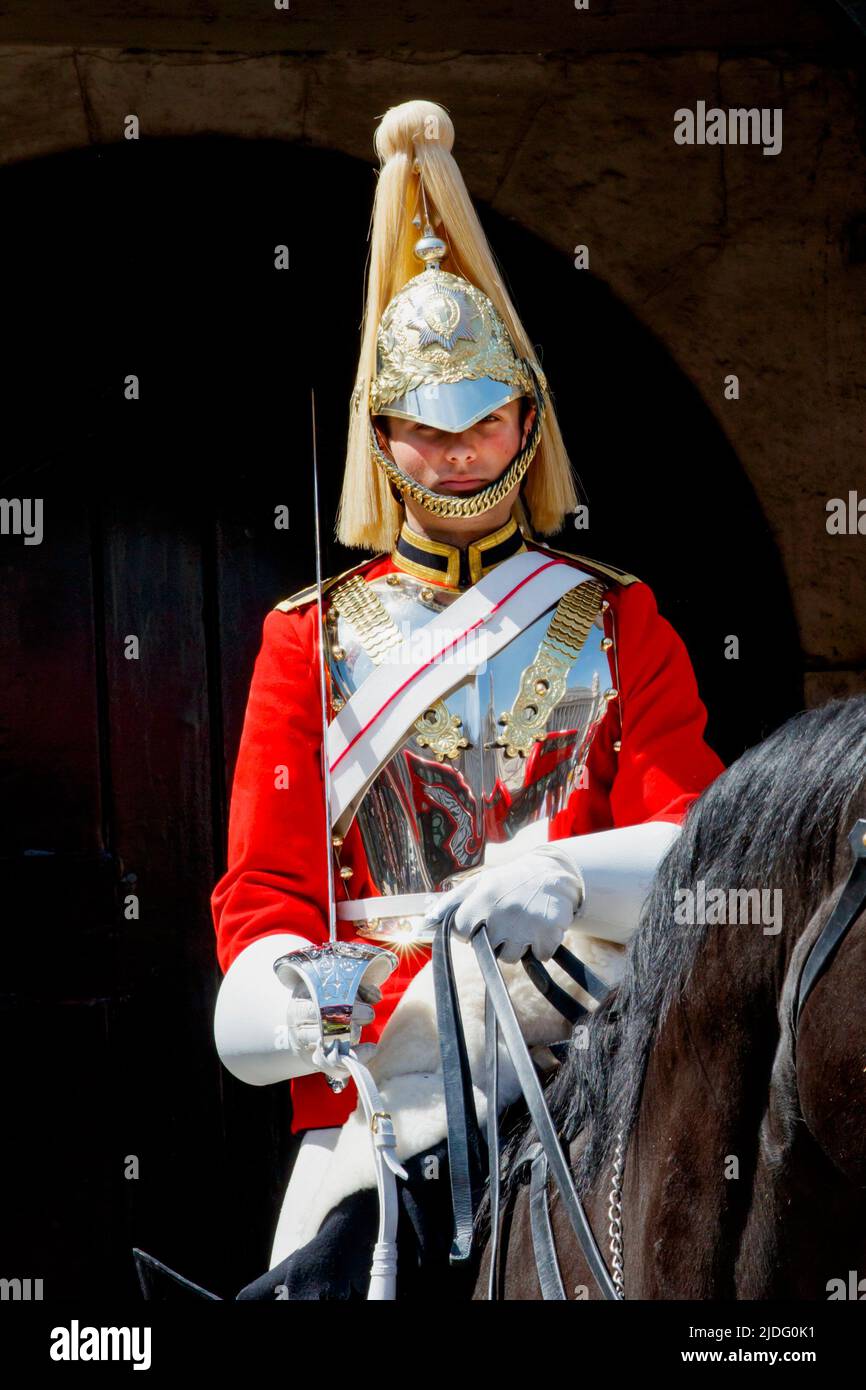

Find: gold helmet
337;100;577;549
367;226;548;520
372;248;537;433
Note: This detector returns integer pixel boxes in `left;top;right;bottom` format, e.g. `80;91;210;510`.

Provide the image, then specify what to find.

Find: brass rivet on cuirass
332;645;346;661
420;586;434;602
386;573;400;585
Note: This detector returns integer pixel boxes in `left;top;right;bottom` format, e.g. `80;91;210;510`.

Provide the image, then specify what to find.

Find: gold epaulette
528;539;640;587
272;553;388;613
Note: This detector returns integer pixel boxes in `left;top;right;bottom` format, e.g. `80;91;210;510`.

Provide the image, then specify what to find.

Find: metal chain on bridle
607;1131;625;1299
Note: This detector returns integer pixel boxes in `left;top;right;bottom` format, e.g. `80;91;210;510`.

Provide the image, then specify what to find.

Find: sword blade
311;387;338;944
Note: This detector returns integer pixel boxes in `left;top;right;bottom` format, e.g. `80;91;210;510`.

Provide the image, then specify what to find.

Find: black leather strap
551;944;611;1003
484;990;501;1300
434;914;618;1299
471;927;620;1300
795;819;866;1032
433;915;486;1264
521;954;589;1026
528;1147;567;1300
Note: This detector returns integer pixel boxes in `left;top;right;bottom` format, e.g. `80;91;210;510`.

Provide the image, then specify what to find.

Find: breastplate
326;568;614;940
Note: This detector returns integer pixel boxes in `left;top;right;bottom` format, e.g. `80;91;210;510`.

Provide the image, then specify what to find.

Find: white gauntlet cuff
536;821;681;945
214;933;321;1086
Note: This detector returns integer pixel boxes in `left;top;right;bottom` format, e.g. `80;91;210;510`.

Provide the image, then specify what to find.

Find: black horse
476;694;866;1298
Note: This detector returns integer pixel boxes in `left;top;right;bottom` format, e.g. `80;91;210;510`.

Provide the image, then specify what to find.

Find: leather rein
433;915;620;1301
433;816;866;1302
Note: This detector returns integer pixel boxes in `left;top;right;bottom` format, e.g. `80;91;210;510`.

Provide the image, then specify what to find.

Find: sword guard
273;941;399;1064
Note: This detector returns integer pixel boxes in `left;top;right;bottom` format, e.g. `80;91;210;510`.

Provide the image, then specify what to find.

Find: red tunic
210;542;725;1131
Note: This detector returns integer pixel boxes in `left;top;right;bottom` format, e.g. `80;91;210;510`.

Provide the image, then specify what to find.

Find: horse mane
500;694;866;1208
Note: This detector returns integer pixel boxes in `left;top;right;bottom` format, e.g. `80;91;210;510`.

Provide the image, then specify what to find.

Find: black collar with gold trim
391;514;527;590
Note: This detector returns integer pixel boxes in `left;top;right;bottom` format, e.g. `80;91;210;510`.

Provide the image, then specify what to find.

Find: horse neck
613;902;807;1299
736;878;866;1297
561;861;865;1299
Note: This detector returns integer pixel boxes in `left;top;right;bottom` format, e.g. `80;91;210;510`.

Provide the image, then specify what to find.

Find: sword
271;389;407;1300
312;383;339;949
273;388;399;1086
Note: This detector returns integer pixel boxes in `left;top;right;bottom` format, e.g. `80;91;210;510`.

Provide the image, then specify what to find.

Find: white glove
420;823;684;969
423;844;585;965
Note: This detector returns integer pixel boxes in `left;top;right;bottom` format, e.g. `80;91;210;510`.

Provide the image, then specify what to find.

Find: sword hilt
273;941;399;1093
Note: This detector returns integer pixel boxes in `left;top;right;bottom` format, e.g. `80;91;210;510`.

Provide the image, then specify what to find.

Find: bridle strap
794;817;866;1033
432;920;486;1264
484;991;501;1299
521;946;611;1301
521;945;611;1024
521;956;590;1025
550;944;611;1002
434;914;619;1299
470;925;620;1300
528;1145;568;1299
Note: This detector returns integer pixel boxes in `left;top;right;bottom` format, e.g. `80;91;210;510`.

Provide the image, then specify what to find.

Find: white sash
327;550;593;831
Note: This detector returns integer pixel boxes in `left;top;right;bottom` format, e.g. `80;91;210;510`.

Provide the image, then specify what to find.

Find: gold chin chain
368;378;547;520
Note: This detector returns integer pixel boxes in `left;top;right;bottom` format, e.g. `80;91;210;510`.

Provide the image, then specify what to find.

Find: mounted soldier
209;98;725;1300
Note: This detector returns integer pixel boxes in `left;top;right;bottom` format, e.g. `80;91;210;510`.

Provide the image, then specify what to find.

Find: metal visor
377;376;527;433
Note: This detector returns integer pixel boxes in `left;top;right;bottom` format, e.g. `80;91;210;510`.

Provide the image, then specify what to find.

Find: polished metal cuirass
326;568;615;940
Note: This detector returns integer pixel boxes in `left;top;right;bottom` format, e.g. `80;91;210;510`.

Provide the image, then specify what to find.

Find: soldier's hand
422;846;585;964
284;980;382;1074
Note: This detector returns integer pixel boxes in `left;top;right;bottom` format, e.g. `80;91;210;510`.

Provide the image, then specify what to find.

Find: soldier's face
376;398;535;497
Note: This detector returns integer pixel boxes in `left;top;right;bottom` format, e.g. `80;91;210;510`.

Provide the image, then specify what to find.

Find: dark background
0;136;802;1298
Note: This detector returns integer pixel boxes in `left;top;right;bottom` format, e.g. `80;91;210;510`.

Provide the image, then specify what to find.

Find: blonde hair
335;99;579;552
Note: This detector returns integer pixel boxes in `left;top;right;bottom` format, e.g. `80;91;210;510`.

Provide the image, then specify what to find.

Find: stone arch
3;134;803;761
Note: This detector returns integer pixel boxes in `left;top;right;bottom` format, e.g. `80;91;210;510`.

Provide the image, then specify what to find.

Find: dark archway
0;137;803;1299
